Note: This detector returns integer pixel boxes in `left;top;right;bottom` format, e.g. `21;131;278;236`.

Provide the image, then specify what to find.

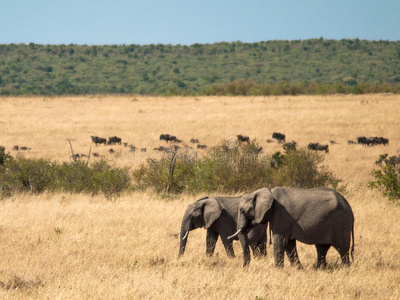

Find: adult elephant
178;196;268;263
230;187;354;268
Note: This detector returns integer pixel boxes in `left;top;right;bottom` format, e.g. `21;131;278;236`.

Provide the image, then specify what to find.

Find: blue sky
1;0;399;45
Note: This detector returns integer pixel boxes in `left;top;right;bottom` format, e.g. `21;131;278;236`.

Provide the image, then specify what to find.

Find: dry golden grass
0;95;400;299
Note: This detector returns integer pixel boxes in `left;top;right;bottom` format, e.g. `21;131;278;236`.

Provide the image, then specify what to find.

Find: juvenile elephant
231;187;354;268
178;196;268;263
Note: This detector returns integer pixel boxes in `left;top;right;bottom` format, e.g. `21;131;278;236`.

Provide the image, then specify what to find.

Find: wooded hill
0;39;399;95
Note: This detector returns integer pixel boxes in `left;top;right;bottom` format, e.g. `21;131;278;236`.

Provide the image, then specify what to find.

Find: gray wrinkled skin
237;187;354;268
179;196;267;266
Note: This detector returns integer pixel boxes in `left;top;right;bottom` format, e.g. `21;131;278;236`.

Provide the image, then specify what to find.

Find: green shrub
133;141;268;194
3;157;56;193
370;154;400;201
132;139;340;195
270;148;340;189
0;155;131;198
0;146;13;165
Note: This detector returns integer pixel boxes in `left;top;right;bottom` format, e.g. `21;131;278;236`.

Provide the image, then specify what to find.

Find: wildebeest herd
7;132;389;160
85;132;390;162
90;135;122;145
12;145;31;151
357;136;389;146
86;132;391;159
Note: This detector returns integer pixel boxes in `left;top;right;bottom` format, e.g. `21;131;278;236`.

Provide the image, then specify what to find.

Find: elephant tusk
181;231;189;240
227;229;242;240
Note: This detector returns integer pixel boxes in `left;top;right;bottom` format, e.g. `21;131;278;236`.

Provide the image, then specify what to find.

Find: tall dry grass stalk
0;95;399;299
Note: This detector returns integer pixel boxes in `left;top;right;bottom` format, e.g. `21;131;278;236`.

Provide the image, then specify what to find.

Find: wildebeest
91;136;107;145
357;136;389;146
237;135;250;143
190;138;199;143
376;137;389;146
348;140;357;145
93;153;100;157
357;136;373;145
153;146;168;152
141;148;147;152
308;143;329;153
12;145;19;150
108;136;122;145
160;134;178;143
197;144;208;149
108;149;115;154
272;132;286;142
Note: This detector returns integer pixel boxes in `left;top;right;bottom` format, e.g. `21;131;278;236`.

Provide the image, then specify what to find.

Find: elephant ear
254;188;274;224
202;198;222;229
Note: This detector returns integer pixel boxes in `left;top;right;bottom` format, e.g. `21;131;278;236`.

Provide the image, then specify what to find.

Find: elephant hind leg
316;244;331;269
250;242;267;259
220;236;235;258
336;247;351;266
257;242;267;257
285;239;302;269
332;239;351;266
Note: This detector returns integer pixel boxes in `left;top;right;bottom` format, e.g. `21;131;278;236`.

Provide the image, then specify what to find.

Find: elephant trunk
178;216;190;257
237;211;249;231
230;210;254;240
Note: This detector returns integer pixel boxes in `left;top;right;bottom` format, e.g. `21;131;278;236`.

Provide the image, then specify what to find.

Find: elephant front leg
285;239;302;269
272;235;286;268
206;230;219;257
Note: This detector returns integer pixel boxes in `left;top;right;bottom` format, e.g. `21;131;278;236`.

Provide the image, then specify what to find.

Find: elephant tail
350;222;355;262
269;223;272;245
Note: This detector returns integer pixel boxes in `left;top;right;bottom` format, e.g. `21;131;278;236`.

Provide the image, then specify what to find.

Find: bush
132;139;341;195
133;140;269;194
0;155;131;198
269;147;340;189
370;154;400;201
0;146;13;165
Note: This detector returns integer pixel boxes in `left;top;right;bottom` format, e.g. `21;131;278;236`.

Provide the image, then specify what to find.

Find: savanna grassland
0;95;400;299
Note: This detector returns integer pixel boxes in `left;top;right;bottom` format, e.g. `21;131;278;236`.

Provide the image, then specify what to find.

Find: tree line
0;38;399;96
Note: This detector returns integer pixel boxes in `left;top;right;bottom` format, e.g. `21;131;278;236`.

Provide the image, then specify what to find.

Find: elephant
230;187;354;268
178;196;268;264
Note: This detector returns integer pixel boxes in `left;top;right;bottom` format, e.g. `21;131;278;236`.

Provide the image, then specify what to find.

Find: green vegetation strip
0;39;399;96
2;142;399;201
